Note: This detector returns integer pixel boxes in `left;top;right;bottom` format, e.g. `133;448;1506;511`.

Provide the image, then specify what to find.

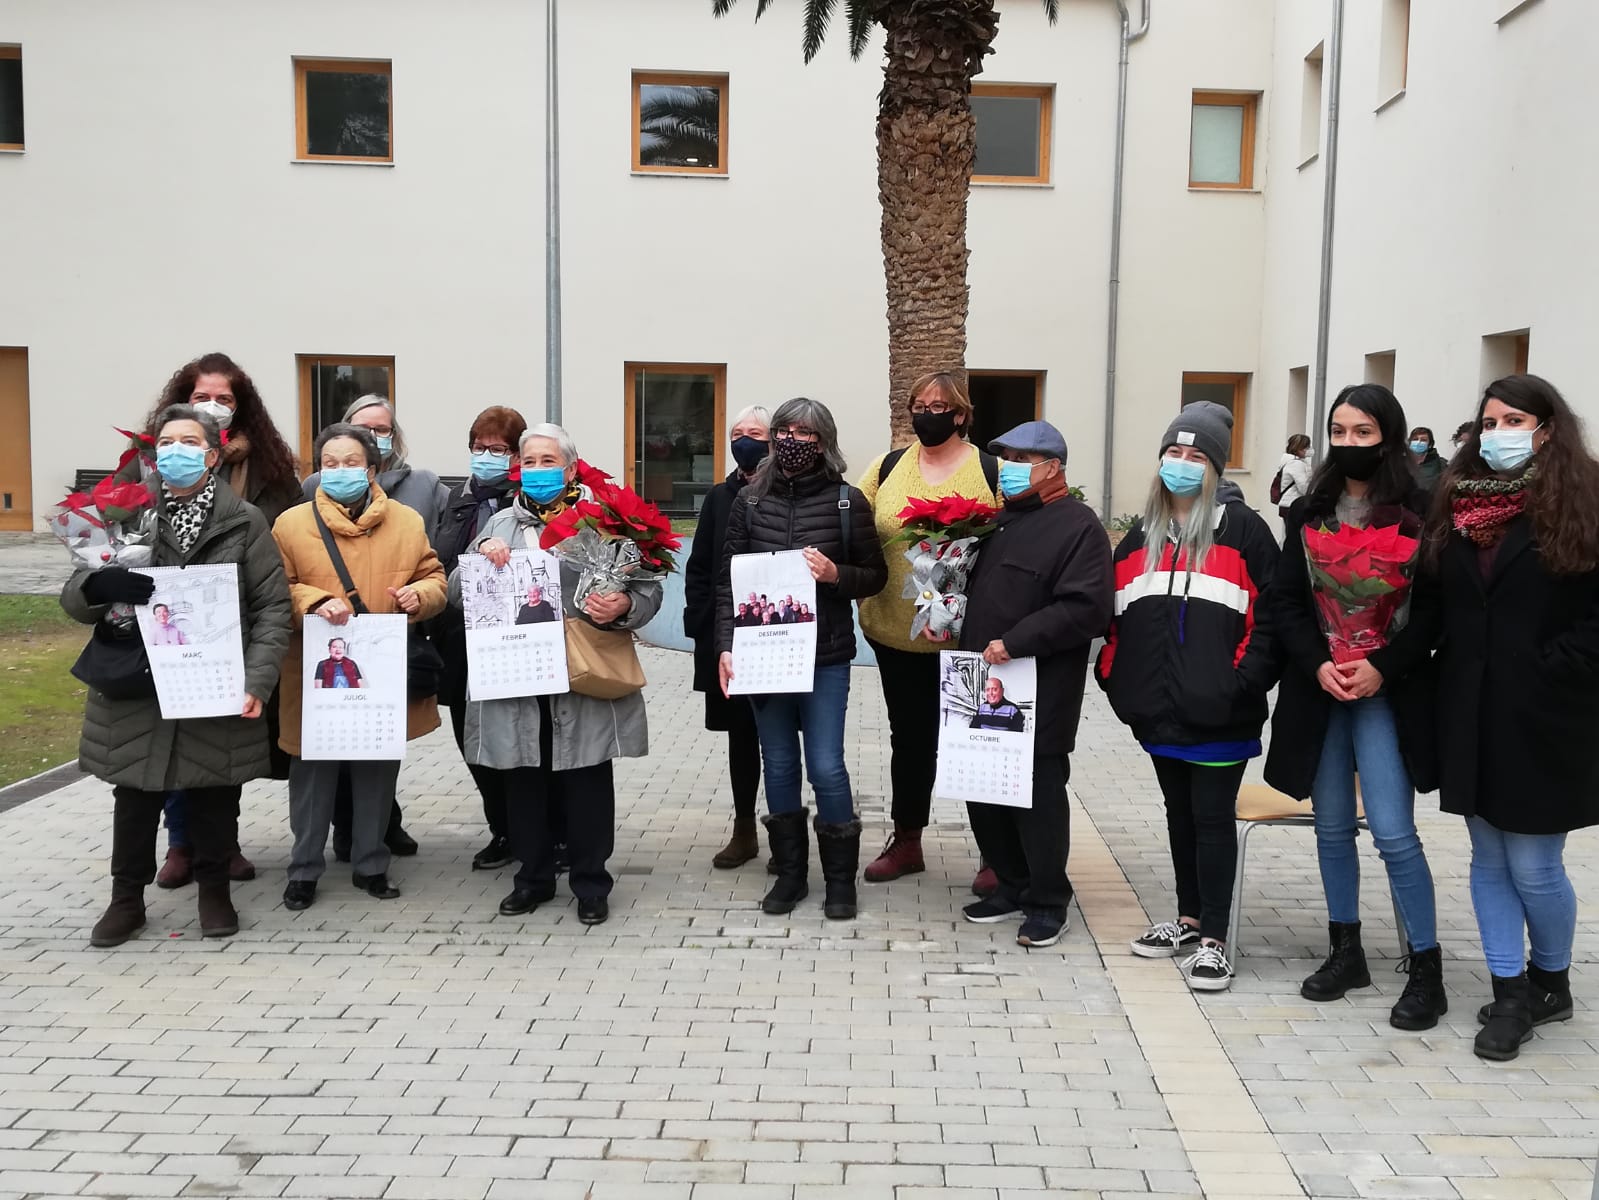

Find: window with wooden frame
297;354;395;467
971;84;1053;184
294;58;392;162
633;72;728;174
1189;91;1257;189
624;363;725;518
0;46;23;151
1180;372;1249;468
968;370;1045;449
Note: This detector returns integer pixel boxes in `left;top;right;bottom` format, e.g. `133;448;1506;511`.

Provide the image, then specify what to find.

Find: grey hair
343;394;407;465
731;405;772;431
154;403;223;451
1141;460;1221;575
521;422;580;466
315;422;383;469
749;397;846;499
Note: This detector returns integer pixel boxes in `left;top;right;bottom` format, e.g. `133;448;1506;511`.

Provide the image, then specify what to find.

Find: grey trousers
288;758;399;882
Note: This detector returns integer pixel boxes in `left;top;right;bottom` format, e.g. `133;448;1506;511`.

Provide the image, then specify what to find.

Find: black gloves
83;567;157;607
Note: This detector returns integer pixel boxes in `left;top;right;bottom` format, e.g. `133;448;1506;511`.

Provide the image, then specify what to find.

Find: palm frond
710;0;737;16
846;1;873;59
1040;0;1059;21
801;0;839;62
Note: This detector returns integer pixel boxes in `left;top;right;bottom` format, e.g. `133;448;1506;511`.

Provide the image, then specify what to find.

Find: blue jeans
1466;817;1576;977
1310;696;1437;951
164;791;188;850
750;663;855;824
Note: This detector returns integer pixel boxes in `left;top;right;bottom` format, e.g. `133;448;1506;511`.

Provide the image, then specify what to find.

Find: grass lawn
0;595;86;788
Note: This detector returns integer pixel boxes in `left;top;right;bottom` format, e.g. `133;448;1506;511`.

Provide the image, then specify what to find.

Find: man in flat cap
955;420;1113;949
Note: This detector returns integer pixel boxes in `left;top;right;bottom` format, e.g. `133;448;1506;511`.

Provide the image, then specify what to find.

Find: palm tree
713;0;1059;445
639;84;723;169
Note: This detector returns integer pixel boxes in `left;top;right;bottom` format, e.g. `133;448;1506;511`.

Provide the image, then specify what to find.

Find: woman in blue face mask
1398;375;1599;1061
1096;403;1280;992
684;405;772;870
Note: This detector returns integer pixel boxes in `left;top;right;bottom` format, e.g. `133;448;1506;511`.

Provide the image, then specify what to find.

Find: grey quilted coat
448;500;662;772
61;480;293;790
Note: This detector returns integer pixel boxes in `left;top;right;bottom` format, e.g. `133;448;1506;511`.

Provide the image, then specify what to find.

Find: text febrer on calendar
934;651;1037;809
300;612;408;761
133;563;248;720
457;548;570;701
727;550;818;695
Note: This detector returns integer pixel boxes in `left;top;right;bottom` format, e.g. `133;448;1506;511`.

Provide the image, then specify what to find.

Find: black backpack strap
837;484;852;562
977;450;1000;496
876;447;909;486
312;505;370;615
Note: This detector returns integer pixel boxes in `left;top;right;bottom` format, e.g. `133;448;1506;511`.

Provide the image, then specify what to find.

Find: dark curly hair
1424;374;1599;575
145;353;299;496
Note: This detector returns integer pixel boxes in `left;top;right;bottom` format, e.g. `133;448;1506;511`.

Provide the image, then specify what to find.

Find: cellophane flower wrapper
889;495;1000;642
538;462;682;608
1302;513;1422;665
551;524;669;608
50;453;159;631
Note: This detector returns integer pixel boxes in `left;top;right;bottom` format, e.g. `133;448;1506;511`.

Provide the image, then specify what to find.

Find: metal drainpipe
1309;0;1346;460
1100;0;1150;520
545;0;563;423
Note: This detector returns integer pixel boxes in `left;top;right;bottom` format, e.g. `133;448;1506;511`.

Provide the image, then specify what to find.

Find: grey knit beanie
1161;401;1234;471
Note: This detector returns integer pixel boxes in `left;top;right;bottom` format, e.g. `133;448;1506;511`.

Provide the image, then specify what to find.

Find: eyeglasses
471;443;512;456
909;402;953;415
772;427;819;443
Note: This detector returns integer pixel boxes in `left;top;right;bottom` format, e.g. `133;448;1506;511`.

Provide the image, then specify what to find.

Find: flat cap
988;420;1068;462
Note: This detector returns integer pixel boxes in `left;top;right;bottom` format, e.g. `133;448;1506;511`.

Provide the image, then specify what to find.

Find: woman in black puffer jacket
715;397;887;921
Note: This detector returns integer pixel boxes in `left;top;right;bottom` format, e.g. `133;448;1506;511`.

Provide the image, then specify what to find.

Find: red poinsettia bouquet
889;495;1001;641
538;460;682;603
49;430;162;627
1302;514;1422;663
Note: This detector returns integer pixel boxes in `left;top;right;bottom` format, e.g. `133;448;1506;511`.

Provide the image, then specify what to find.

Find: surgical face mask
374;434;394;457
470;450;512;484
997;461;1036;498
321;466;372;504
1480;426;1540;473
730;435;769;474
1158;457;1207;498
1408;440;1430;456
192;399;234;431
1329;443;1385;482
156;442;209;489
521;466;569;504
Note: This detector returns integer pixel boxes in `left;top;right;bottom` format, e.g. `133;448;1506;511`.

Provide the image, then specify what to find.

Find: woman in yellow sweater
858;372;1000;887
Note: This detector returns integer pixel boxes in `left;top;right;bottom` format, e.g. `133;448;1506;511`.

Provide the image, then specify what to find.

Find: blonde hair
907;372;973;421
1141;461;1221;575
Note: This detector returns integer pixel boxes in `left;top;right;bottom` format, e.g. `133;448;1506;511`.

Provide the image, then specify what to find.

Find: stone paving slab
0;644;1590;1199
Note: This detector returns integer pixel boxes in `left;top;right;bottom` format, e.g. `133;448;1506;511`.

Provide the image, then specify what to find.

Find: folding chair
1228;782;1407;961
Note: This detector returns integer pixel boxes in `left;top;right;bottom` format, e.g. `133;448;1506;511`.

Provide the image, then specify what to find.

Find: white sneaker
1180;943;1235;992
1130;920;1201;959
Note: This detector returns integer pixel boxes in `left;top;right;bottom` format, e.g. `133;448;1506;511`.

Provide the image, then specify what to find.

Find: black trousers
1150;757;1245;943
867;637;940;829
504;697;612;899
966;754;1072;919
726;696;761;820
331;771;404;845
448;698;509;840
112;785;240;892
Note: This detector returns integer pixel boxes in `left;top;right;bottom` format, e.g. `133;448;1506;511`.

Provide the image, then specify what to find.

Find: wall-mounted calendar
300;612;407;761
934;651;1036;809
133;564;247;720
727;550;818;695
458;548;570;701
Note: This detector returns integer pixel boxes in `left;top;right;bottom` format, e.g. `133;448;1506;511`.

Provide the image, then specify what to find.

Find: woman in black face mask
1263;384;1446;1032
856;373;1001;891
684;405;772;869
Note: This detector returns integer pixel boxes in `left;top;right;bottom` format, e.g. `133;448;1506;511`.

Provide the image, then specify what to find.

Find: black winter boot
1300;920;1372;1001
1389;946;1447;1030
814;816;861;921
761;810;810;914
1475;974;1536;1061
1478;962;1573;1028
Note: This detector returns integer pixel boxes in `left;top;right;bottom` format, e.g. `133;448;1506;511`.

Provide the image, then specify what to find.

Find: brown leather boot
90;889;146;948
227;848;256;882
155;846;193;890
197;882;239;939
712;817;760;869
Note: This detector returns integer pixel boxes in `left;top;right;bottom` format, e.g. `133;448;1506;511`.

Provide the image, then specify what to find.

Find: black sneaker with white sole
1181;943;1235;991
1131;920;1202;958
1016;911;1068;948
962;896;1023;923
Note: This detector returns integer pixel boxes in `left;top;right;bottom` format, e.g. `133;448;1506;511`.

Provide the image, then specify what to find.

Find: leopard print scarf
162;475;218;555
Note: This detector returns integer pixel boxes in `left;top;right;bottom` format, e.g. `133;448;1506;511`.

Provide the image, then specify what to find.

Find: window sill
1297;152;1320;171
1186;186;1261;194
0;148;23;155
972;178;1053;189
291;158;395;167
1497;0;1544;24
630;169;729;180
1375;88;1406;114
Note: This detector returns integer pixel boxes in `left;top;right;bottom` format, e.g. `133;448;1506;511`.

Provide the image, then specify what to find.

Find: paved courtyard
0;643;1593;1200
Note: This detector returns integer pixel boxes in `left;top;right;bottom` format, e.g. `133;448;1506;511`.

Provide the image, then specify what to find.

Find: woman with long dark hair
1264;384;1446;1031
1410;376;1599;1060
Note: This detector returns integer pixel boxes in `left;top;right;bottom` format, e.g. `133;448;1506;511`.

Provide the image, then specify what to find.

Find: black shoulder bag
313;506;445;700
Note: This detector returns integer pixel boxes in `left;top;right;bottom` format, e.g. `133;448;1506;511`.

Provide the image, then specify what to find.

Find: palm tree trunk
875;2;999;447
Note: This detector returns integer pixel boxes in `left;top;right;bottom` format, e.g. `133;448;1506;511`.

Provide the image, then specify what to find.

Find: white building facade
0;0;1588;531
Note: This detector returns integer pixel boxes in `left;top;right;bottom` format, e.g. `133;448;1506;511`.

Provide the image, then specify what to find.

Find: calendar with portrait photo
132;564;247;720
934;651;1037;809
458;548;569;701
300;612;407;760
728;550;818;695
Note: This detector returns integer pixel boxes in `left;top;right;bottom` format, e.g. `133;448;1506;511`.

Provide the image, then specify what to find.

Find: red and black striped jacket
1095;491;1281;746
